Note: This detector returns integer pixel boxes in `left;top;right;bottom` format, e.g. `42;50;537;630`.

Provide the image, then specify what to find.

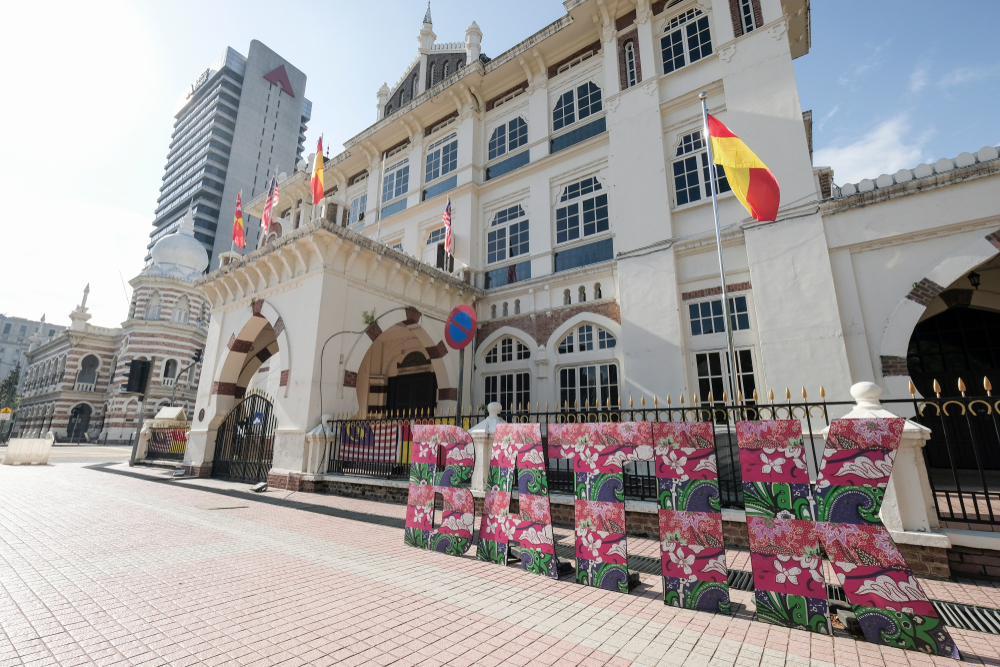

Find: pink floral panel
576;499;626;535
831;564;936;617
479;489;512;543
826;418;905;451
411;424;473;464
653;422;717;481
749;552;827;599
658;510;727;583
514;494;556;554
431;487;475;543
406;482;434;531
815;523;906;568
816;447;898;489
493;423;541;467
547;422;653;473
737;423;810;485
747;516;822;557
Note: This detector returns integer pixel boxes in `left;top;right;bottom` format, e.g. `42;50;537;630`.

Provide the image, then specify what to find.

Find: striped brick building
18;212;209;440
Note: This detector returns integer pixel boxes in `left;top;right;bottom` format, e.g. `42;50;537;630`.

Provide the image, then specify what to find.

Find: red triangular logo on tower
263;65;295;98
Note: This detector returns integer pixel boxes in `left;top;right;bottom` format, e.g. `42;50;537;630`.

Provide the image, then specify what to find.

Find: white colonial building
183;0;1000;490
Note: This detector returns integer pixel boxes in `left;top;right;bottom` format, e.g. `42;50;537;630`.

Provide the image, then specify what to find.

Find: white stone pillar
468;402;505;493
823;382;946;545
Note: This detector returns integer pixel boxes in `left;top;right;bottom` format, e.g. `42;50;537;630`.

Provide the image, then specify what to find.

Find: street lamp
968;271;981;290
169;348;204;408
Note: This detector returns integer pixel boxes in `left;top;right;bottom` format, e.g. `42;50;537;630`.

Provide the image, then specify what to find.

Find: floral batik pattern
405;425;475;556
549;422;653;592
510;424;562;579
653;422;731;613
815;418;957;658
476;424;520;565
736;420;830;634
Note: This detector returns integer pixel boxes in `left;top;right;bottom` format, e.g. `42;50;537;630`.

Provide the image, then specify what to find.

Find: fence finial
680;393;685;405
753;389;759;402
737;391;743;404
722;391;727;403
707;392;713;404
629;395;633;407
785;387;791;402
820;386;826;400
667;394;672;406
546;401;549;411
768;389;775;403
801;386;807;400
908;380;917;397
985;376;992;397
641;395;646;407
933;379;941;398
693;393;699;406
654;395;658;408
958;378;966;397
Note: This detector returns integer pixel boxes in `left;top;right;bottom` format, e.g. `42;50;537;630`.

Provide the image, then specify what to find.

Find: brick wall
906;277;945;307
476;301;621;347
947;545;1000;579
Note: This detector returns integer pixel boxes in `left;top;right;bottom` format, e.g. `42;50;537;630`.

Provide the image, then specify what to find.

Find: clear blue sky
2;1;997;327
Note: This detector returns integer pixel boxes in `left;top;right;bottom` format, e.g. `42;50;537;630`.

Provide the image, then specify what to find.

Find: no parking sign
444;305;477;350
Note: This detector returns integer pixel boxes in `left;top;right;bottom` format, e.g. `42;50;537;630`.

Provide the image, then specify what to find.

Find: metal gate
213;390;276;483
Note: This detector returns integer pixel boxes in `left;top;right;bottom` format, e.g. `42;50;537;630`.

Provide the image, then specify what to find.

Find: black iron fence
325;390;1000;528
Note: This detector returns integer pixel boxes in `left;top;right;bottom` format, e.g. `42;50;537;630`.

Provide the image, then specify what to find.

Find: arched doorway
68;404;92;440
76;355;99;391
213;390;276;483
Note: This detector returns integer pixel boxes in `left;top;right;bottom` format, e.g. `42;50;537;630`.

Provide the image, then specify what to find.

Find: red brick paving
0;463;998;666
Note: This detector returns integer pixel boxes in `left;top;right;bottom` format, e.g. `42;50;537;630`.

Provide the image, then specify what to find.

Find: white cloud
909;66;928;93
816;105;839;132
814;114;933;184
837;40;891;88
938;63;1000;87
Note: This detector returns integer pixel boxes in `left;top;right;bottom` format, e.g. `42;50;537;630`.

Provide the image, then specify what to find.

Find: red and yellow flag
232;192;245;249
310;136;324;205
706;114;780;222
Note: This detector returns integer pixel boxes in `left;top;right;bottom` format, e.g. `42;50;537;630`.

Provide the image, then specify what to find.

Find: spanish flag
232;192;245;249
706;114;780;222
310;136;324;205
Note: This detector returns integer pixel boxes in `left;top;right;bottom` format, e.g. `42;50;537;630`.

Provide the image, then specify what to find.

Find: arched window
163;360;177;379
625;41;637;87
491;304;497;319
484;337;531;364
412;75;419;100
443;62;450;78
563;289;571;305
553;82;602;131
502;302;509;317
172;295;190;324
578;286;587;303
429;64;437;87
514;299;521;315
489;117;528;160
76;355;99;391
558;324;617;353
661;8;712;75
144;291;161;320
594;283;603;299
385;103;392;117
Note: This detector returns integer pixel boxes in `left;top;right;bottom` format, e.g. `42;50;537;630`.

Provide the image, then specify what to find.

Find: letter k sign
264;65;295;98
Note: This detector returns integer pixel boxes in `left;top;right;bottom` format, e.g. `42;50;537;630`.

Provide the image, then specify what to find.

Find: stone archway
212;300;292;414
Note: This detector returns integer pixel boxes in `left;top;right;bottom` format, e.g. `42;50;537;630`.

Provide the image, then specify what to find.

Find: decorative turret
376;82;390;119
465;21;482;65
418;2;436;52
69;284;92;332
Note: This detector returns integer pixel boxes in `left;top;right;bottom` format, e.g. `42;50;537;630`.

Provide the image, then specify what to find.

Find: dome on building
144;209;210;281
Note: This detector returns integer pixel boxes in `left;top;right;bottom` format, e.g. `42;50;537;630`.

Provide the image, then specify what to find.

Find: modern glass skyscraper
147;41;310;269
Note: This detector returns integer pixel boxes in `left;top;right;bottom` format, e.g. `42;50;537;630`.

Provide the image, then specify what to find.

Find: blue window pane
700;302;711;317
484;260;531;289
713;316;725;333
689;304;699;319
711;300;723;316
554;238;614;273
736;313;750;330
485;150;529;181
551;117;606;154
691;320;701;336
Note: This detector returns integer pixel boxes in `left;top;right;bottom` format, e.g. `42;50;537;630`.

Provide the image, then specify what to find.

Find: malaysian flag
443;198;452;255
338;421;401;462
261;175;280;234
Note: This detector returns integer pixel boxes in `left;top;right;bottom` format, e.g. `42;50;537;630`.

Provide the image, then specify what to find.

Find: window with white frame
557;324;617;353
486;205;529;265
661;8;713;75
625;42;638;88
390;242;403;252
695;348;756;404
382;158;409;202
739;0;757;33
689;295;750;336
559;364;619;409
348;193;367;225
556;51;595;75
425;133;457;183
552;82;603;131
492;88;525;109
426;227;446;245
484;337;531;364
672;130;731;206
484;372;530;411
556;177;609;244
488;117;528;160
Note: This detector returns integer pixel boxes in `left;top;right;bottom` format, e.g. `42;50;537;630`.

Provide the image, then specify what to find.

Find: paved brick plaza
1;461;999;667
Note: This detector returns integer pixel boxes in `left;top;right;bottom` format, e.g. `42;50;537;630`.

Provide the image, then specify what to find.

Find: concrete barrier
3;434;54;465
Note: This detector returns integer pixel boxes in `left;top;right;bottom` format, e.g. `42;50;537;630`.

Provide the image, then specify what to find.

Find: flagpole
700;91;738;404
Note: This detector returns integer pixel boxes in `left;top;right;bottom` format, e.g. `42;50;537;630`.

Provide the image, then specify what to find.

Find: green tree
0;364;20;409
